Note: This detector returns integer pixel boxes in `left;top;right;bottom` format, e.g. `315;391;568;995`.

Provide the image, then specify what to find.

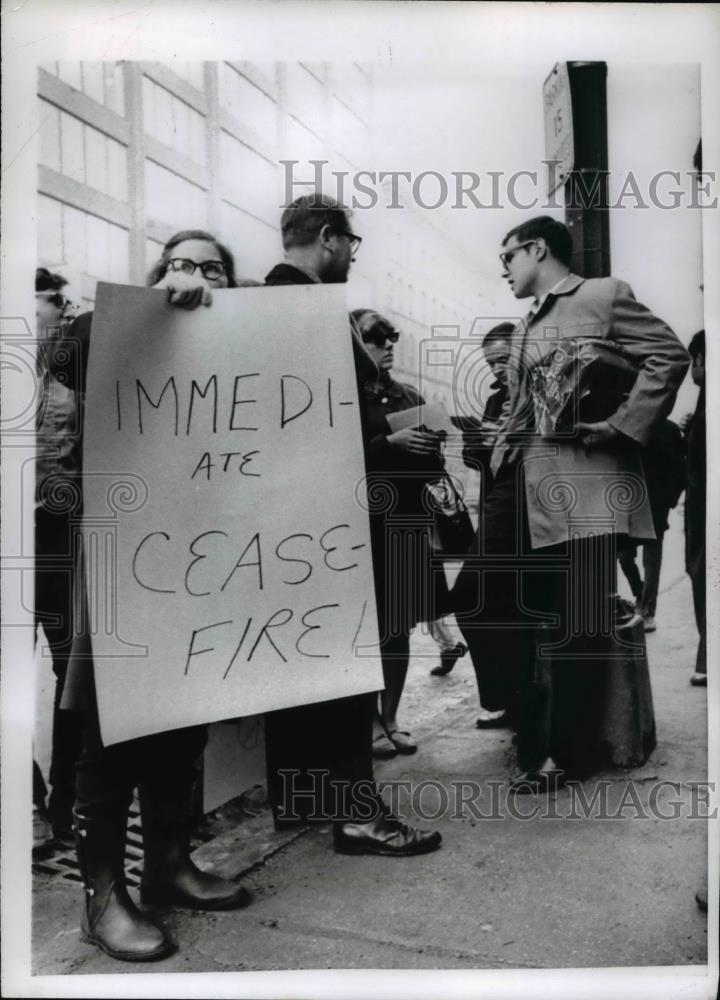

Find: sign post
544;61;610;279
543;62;575;195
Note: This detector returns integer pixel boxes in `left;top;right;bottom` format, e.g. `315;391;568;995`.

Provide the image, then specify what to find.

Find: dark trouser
455;618;512;715
33;760;48;809
617;533;665;617
75;692;208;818
452;468;558;764
35;509;83;816
452;464;615;773
689;555;706;675
265;692;379;827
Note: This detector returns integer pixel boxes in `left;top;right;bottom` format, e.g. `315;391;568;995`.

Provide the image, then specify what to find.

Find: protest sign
82;282;383;745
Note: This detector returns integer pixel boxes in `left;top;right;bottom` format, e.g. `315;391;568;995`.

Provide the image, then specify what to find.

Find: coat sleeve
605;280;690;445
51;311;92;393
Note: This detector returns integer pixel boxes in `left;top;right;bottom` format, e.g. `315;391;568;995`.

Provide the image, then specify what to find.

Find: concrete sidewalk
31;511;710;974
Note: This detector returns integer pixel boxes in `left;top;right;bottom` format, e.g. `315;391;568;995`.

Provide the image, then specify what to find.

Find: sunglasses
499;239;537;269
36;291;69;310
363;327;399;348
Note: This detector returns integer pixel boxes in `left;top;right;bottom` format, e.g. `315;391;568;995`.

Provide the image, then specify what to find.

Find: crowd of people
32;198;706;962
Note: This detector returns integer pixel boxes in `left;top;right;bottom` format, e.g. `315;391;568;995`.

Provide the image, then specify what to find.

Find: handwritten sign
83;282;382;745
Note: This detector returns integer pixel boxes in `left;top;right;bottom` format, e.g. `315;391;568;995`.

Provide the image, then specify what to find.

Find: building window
39;99;128;201
219;201;278;280
286;116;326;178
41;61;125;116
38;194;63;264
219;64;278;152
37;194;129;284
166;61;206;92
330;97;368;168
144;160;207;229
331;64;371;123
142;76;206;164
285;63;326;136
219;132;278;226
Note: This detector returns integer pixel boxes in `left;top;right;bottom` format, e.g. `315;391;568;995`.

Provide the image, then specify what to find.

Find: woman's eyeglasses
167;258;227;281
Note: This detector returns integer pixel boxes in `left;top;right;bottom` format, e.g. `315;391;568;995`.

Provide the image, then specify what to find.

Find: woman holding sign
59;231;256;963
352;309;450;758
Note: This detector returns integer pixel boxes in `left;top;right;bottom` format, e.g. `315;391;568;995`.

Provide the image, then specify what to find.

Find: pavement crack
247;915;538;968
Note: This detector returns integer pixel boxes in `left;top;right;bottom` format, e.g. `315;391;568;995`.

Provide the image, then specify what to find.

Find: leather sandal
372;732;398;759
388;729;417;755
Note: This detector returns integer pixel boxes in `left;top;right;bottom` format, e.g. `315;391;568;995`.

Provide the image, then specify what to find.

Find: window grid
35;58;478;348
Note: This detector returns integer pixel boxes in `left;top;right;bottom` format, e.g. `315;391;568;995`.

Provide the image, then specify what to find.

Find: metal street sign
544;62;574;195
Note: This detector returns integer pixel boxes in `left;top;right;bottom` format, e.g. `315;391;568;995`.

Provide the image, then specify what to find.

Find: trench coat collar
526;272;585;324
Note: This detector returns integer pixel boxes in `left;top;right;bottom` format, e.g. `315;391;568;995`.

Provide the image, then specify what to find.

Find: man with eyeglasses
458;215;690;793
263;194;442;857
265;194;362;288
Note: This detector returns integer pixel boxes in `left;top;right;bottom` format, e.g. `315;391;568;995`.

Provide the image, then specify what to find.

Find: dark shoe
690;673;707;687
75;809;175;962
642;615;657;633
387;729;417;755
695;885;708;913
139;788;252;912
334;814;442;857
430;642;468;676
475;710;508;730
508;769;566;795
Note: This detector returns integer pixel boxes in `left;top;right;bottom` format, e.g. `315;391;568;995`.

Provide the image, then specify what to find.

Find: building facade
37;60;490;397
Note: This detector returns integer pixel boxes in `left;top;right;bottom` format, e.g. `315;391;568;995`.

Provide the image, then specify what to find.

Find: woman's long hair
146;230;238;288
350;308;397;343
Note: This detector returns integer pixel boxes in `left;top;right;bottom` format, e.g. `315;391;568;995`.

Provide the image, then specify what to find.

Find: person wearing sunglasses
461;214;690;794
351;308;449;760
57;230;258;964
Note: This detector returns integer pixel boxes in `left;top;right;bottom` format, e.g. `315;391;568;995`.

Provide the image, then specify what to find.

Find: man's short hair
281;194;351;250
688;329;705;360
502;216;573;267
482;321;515;350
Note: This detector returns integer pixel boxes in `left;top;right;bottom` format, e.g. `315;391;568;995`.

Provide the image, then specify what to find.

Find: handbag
426;472;475;558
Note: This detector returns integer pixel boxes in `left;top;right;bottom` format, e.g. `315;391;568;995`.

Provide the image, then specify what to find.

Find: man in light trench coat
454;215;690;792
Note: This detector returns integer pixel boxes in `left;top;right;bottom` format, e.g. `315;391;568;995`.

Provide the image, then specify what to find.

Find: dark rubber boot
75;808;175;962
138;786;252;911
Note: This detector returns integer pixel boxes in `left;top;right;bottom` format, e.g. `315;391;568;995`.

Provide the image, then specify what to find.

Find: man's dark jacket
263;261;377;827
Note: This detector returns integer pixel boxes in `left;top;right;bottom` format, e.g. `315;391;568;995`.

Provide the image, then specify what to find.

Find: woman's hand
387;427;443;455
152;271;213;309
